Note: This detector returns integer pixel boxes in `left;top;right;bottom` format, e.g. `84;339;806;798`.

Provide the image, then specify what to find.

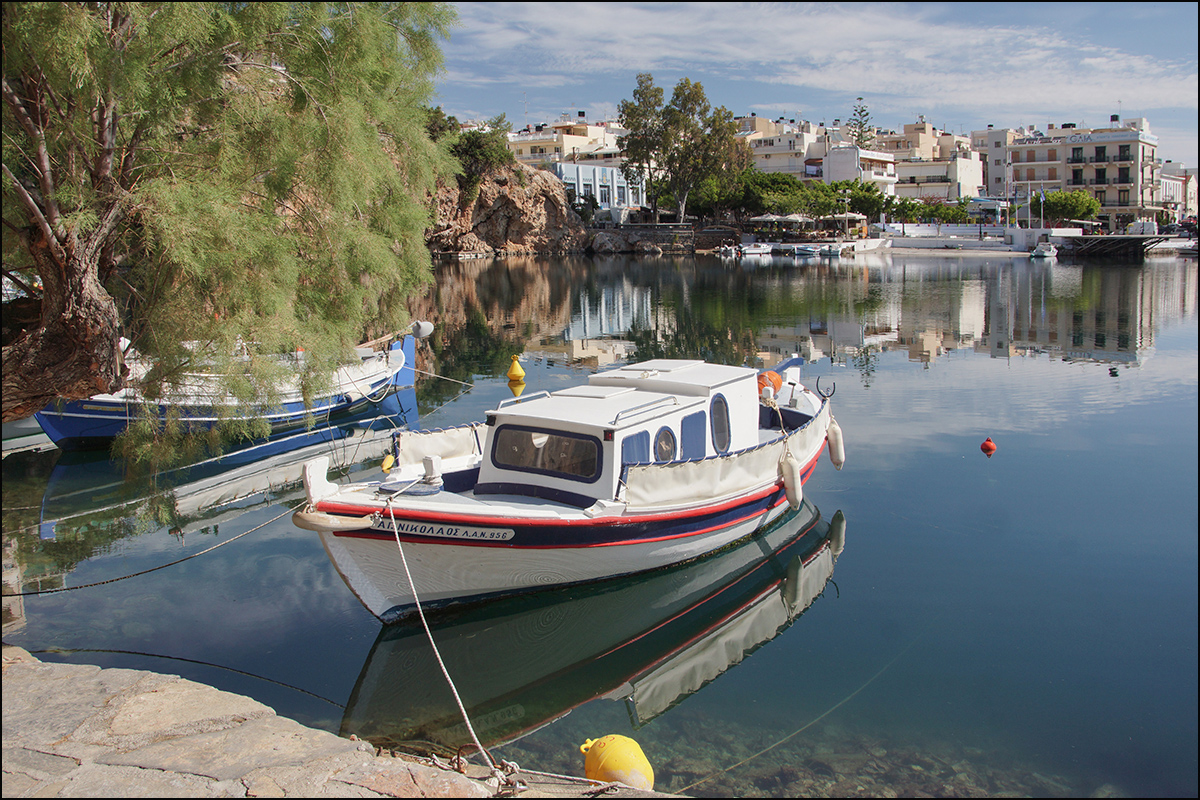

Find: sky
431;2;1199;168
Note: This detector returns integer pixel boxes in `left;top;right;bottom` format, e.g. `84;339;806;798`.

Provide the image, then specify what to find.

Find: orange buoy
757;371;782;396
981;437;997;457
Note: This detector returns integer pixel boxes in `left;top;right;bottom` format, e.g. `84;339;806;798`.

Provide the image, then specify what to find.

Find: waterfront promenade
2;646;673;798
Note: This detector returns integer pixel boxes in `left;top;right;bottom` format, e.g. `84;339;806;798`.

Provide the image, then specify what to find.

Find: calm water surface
3;252;1196;797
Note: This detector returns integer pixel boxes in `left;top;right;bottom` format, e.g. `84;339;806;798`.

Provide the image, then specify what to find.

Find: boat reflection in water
29;380;417;559
341;499;846;754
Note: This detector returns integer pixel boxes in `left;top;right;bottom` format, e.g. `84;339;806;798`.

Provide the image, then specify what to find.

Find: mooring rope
383;495;520;793
1;505;293;598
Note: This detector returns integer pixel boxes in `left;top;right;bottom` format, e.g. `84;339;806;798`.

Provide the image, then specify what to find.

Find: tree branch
2;75;62;232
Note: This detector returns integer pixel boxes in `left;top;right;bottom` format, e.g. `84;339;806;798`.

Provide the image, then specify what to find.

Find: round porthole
711;395;731;452
654;427;677;462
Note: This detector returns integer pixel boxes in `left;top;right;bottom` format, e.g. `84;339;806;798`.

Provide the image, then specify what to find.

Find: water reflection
410;254;1196;381
2;404;415;636
340;500;845;754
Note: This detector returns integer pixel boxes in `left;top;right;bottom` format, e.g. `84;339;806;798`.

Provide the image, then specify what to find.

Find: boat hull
35;338;415;450
315;446;824;622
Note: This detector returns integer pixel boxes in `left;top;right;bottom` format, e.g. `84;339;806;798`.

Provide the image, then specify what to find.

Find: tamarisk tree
2;2;456;430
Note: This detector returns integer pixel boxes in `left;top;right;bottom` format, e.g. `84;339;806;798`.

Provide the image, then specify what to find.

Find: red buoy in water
981;437;997;457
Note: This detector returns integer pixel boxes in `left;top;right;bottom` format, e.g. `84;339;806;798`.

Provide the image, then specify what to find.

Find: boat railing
495;391;552;409
611;396;680;424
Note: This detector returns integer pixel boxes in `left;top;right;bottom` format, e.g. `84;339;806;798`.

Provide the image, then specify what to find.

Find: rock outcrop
426;163;588;256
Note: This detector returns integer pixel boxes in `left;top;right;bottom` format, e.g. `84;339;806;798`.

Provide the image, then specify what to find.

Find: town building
553;163;642;210
1161;161;1197;223
1003;116;1163;231
507;114;624;167
823;145;897;195
879;119;983;200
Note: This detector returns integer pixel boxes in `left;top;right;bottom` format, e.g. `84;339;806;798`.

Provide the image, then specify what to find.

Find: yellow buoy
381;453;395;474
580;735;653;791
507;354;525;381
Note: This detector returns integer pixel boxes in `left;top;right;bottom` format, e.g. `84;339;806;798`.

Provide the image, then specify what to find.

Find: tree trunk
1;228;123;422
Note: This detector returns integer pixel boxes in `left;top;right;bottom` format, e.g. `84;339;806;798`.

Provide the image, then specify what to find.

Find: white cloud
441;2;1198;162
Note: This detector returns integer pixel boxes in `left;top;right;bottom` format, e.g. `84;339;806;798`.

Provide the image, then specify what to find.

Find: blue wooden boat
34;328;425;451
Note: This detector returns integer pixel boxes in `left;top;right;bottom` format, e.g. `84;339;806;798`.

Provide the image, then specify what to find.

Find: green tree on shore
1030;189;1101;224
618;73;748;222
2;2;456;438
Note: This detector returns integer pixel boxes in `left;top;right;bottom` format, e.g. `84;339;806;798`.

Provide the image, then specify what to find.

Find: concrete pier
2;646;673;798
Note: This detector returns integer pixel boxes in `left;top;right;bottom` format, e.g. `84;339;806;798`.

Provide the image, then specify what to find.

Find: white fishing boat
1030;242;1058;259
737;243;774;256
816;243;843;257
294;358;845;622
772;243;817;257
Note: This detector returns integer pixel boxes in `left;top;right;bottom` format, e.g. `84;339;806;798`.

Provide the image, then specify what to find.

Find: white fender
292;508;375;533
780;449;803;510
828;509;846;557
826;417;845;471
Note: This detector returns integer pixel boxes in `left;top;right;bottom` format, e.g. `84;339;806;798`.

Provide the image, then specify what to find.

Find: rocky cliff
426;162;588;256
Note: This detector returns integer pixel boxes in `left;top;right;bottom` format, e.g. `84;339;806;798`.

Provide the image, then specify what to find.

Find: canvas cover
393;423;486;467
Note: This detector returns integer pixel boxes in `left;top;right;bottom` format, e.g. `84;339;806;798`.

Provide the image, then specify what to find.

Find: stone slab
99;714;370;782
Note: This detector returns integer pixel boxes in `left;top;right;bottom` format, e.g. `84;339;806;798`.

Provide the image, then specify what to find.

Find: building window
1048;167;1057;180
1026;168;1035;181
1027;150;1036;162
994;158;1001;166
582;184;594;198
1096;169;1106;184
599;185;611;204
1095;146;1107;162
1119;189;1130;205
617;186;626;205
1048;149;1057;161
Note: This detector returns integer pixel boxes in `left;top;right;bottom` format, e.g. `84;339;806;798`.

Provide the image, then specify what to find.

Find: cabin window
680;411;706;459
621;431;650;465
654;427;677;462
492;425;600;481
710;395;731;453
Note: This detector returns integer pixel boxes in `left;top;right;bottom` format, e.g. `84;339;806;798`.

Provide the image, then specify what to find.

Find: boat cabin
477;360;762;507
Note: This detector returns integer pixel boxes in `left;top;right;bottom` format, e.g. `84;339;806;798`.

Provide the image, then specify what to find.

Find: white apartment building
508;114;625;167
741;115;849;181
1161;161;1197;222
823;145;897;195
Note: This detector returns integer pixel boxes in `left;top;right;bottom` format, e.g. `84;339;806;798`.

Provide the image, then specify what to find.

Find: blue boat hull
35;337;416;451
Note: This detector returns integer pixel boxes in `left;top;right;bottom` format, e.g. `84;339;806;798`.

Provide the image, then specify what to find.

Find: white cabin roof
489;360;757;434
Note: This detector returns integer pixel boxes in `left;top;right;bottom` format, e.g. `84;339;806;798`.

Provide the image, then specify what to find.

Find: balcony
1112;152;1134;163
1090;155;1110;163
1066;156;1087;164
1067;179;1087;186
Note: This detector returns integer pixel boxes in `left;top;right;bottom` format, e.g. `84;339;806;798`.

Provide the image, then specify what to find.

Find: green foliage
425;106;460;141
1030;190;1101;223
848;97;875;149
449;114;516;203
565;186;599;223
618;73;748;221
3;2;458;454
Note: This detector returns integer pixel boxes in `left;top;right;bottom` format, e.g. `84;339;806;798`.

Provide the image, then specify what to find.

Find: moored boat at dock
294;357;845;622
